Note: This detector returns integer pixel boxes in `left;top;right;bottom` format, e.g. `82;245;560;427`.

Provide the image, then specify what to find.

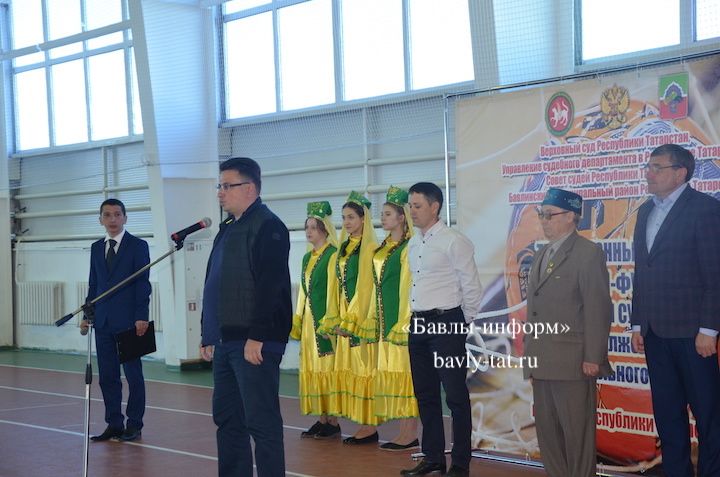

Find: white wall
13;239;164;354
11;229;315;370
221;95;457;230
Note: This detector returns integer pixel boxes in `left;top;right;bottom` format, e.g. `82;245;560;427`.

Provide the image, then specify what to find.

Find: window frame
218;0;476;124
3;0;141;153
575;0;720;69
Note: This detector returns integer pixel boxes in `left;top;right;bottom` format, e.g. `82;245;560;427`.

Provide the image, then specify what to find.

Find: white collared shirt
104;229;125;256
408;220;483;322
645;182;687;251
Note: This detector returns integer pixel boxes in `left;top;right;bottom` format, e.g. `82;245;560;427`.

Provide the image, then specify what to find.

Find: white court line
0;363;214;388
0;402;77;413
0;363;299;399
0;418;84;437
0;384;311;433
0;385;89;402
0;418;318;477
0;419;216;460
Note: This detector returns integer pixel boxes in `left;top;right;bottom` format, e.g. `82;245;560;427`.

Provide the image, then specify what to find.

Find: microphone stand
55;239;187;477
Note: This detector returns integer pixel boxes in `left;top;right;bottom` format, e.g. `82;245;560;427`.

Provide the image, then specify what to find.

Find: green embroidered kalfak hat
386;185;409;206
346;191;371;209
307;201;332;219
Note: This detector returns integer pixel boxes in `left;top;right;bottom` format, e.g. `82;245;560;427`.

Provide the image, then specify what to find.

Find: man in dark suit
631;144;720;476
524;188;612;477
82;198;151;442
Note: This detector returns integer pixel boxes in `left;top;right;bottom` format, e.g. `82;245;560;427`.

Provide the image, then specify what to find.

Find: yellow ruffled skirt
332;337;383;425
375;340;419;419
298;307;340;416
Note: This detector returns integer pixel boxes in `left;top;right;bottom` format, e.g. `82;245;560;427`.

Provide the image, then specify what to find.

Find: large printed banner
456;55;720;468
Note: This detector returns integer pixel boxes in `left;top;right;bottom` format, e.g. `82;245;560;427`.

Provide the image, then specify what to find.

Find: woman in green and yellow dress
290;201;341;439
318;191;380;443
357;186;420;450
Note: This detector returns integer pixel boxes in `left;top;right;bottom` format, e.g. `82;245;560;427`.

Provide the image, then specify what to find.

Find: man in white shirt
400;182;483;477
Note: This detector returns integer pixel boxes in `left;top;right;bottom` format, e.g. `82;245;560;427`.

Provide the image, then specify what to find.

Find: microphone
55;313;74;327
171;218;212;243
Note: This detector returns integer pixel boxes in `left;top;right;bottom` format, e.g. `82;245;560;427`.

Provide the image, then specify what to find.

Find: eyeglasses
216;182;251;191
642;163;681;173
536;208;571;221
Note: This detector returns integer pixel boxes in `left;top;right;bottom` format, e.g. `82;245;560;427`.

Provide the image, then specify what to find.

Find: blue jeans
212;343;285;477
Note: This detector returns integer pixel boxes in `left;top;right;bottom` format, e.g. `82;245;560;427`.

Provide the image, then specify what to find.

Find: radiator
76;282;162;331
17;282;65;326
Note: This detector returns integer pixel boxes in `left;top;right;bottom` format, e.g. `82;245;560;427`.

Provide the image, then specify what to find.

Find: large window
580;0;720;63
697;0;720;41
221;0;474;120
279;0;335;109
7;0;142;151
340;0;404;100
224;11;276;117
408;0;473;90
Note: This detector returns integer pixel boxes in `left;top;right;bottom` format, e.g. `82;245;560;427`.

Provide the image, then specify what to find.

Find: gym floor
0;349;635;476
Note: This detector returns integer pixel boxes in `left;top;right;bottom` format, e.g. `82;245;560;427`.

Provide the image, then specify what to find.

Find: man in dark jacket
200;157;292;477
84;198;151;443
631;144;720;477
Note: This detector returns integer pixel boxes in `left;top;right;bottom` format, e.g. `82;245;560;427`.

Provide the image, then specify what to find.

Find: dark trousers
212;343;285;477
645;329;720;477
95;328;145;430
408;309;471;469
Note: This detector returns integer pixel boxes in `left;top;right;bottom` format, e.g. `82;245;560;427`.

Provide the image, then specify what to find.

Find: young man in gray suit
523;188;612;477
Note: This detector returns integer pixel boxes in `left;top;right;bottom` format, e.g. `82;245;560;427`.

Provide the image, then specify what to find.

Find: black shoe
314;422;341;439
90;426;124;442
379;438;420;451
301;421;324;438
400;459;446;476
118;427;142;442
343;431;379;445
445;465;469;477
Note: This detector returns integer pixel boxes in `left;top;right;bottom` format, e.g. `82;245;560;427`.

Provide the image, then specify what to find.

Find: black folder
115;321;157;364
